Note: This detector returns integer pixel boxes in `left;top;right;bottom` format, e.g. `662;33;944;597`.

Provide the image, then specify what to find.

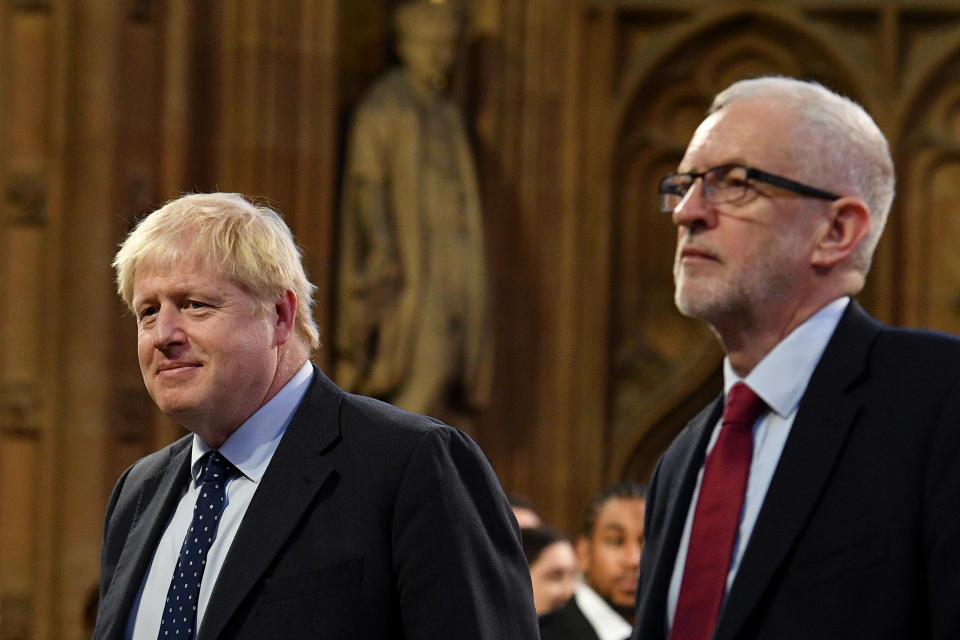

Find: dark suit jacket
93;366;538;639
539;597;601;640
633;301;960;640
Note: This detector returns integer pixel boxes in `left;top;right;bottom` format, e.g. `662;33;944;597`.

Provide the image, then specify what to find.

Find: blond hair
113;192;320;351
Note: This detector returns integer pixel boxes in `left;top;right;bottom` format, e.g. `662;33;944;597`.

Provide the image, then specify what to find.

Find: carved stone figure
335;0;492;422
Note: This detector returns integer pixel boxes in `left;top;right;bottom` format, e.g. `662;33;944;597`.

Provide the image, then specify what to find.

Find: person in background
92;192;538;639
541;483;647;640
522;526;579;617
634;76;960;640
510;493;543;529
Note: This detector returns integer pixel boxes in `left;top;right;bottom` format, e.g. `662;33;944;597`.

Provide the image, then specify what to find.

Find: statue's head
394;1;461;93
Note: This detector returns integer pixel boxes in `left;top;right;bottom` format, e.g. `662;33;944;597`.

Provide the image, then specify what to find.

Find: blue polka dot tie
157;451;238;639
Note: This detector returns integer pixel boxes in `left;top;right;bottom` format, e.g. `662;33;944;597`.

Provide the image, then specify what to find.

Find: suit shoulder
871;324;960;370
876;323;960;350
334;392;495;484
337;391;470;454
340;391;445;432
539;598;599;640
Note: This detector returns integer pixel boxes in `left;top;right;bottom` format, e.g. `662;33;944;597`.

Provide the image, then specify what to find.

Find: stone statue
334;0;492;422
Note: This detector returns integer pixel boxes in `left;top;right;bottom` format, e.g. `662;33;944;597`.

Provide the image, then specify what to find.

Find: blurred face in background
529;539;578;616
577;497;646;621
513;505;542;529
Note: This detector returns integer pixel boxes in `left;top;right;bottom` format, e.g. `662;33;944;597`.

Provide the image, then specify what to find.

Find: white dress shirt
575;582;633;640
666;297;849;630
125;361;314;639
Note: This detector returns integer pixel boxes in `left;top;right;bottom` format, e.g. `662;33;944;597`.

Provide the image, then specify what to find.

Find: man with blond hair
92;193;538;639
633;77;960;639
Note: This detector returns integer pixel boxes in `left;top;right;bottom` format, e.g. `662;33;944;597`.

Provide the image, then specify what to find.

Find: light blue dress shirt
666;297;849;630
125;361;314;639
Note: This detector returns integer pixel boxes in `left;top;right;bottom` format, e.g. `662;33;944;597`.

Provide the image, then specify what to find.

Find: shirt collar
190;361;314;485
723;297;849;418
573;582;633;640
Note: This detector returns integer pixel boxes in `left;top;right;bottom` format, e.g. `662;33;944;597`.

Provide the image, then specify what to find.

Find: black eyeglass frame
658;164;841;213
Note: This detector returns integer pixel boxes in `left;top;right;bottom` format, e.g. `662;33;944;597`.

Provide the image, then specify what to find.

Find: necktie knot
200;451;238;485
723;382;765;431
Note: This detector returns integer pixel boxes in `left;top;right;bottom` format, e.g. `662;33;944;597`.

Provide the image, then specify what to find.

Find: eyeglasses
658;164;840;213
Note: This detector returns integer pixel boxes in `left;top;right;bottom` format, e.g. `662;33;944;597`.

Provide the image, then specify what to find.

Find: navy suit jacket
633;301;960;639
93;366;538;639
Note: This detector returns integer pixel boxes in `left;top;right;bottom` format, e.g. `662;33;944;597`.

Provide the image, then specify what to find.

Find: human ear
810;197;871;268
272;290;297;346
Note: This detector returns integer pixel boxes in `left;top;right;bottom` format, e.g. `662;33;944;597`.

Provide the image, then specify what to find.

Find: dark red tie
668;382;766;640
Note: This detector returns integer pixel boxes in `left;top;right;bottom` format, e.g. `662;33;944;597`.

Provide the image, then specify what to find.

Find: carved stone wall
0;1;340;637
1;2;67;637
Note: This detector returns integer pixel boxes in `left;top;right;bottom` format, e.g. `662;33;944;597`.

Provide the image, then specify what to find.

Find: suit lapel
97;443;192;640
714;301;879;640
198;366;343;640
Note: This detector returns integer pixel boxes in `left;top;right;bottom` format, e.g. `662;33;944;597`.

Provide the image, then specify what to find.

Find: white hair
710;76;895;273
